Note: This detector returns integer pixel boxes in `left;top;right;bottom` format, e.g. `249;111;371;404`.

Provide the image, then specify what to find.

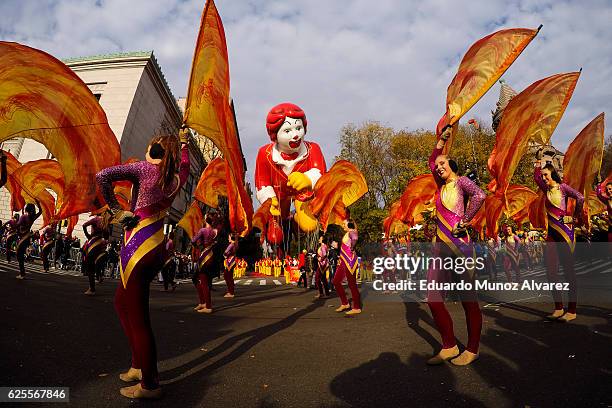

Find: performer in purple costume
39;223;56;272
595;179;612;242
191;214;219;313
82;215;109;295
315;234;330;298
15;202;42;279
332;218;361;315
223;233;237;298
426;128;485;366
4;213;20;262
96;128;190;399
534;150;583;322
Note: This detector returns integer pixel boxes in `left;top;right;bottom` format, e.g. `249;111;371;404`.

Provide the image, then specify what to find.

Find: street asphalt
1;259;611;407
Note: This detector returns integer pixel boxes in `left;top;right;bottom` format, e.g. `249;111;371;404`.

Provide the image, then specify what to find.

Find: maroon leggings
197;273;212;307
428;300;482;353
223;267;235;295
315;265;330;295
503;256;521;282
545;240;577;313
332;261;361;309
114;254;160;390
382;268;396;284
427;246;482;353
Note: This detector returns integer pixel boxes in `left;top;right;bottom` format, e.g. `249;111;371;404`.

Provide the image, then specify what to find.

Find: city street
1;259;611;407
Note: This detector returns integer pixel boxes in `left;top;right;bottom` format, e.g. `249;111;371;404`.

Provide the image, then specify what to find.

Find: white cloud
1;0;611;186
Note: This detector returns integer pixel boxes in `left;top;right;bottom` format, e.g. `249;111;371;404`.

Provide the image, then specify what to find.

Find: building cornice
64;51;181;118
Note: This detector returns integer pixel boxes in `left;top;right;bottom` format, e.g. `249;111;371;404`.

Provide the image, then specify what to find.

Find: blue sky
1;0;611;185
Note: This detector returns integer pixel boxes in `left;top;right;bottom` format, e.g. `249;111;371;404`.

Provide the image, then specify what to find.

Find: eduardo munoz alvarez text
371;255;570;292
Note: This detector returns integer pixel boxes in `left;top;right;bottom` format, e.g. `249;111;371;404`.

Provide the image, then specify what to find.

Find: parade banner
563;113;605;226
437;26;540;150
0;42;121;218
487;71;580;200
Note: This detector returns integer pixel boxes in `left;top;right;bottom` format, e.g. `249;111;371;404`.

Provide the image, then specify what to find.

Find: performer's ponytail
150;135;180;192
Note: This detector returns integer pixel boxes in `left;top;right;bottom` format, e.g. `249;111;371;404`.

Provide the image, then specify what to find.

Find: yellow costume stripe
436;227;465;258
86;238;104;255
200;252;213;269
120;229;164;288
95;252;107;264
549;220;576;253
125;213;165;246
120;212;165;288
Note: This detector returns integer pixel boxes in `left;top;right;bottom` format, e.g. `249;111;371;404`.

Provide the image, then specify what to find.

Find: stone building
0;51;206;244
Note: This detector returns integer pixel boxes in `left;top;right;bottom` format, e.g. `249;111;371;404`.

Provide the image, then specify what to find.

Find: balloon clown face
276;118;305;155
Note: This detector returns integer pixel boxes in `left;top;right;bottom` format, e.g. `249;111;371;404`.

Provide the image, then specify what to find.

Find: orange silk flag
30;191;56;227
487;72;580;199
252;200;271;244
437;27;540;147
383;202;403;237
562;113;605;226
12;159;65;199
529;192;547;230
588;191;606;216
0;42;121;219
193;158;250;235
506;185;537;227
177;201;204;240
65;215;79;238
252;200;271;232
309;161;368;230
184;0;235;170
505;185;538;218
394;174;437;225
12;159;64;226
184;0;253;229
383;174;436;236
2;150;26;211
511;205;531;225
485;194;505;238
470;206;487;235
